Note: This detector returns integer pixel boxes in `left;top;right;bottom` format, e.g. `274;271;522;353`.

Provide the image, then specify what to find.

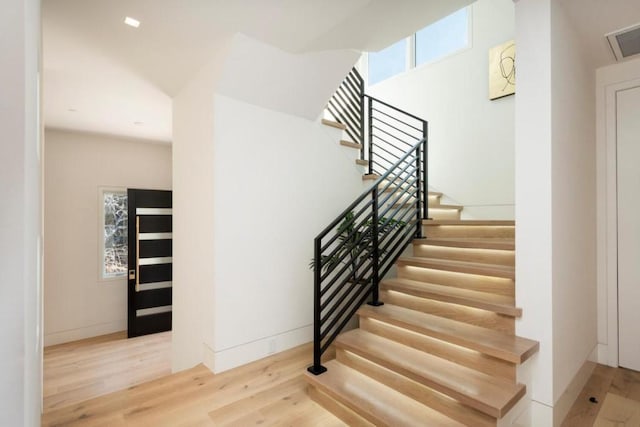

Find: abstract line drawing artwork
489;40;516;100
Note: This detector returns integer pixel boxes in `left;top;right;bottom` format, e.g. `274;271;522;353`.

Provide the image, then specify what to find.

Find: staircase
306;70;538;426
306;217;537;425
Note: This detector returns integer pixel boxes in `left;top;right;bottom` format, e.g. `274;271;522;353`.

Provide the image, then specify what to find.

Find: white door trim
601;75;640;367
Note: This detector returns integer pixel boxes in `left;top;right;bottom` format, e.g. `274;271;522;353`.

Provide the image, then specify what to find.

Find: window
102;190;128;279
367;6;470;85
415;8;468;67
368;39;408;86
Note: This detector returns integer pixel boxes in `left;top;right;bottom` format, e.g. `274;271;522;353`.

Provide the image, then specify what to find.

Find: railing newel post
368;185;383;307
415;144;423;239
307;237;327;375
359;69;365;157
423;121;429;221
367;97;374;175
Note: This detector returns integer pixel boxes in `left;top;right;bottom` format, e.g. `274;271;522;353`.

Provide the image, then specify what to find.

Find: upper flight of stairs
304;150;539;425
323;117;464;221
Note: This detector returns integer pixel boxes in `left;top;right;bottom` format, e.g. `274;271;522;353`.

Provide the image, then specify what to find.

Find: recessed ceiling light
67;108;77;112
124;17;140;28
134;121;144;126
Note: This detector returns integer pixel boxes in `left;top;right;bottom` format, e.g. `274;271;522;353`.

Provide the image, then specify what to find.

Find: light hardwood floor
562;364;640;426
43;331;172;413
42;333;342;426
43;332;640;426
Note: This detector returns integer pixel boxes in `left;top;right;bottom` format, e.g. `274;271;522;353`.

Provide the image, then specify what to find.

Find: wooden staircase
305;187;538;426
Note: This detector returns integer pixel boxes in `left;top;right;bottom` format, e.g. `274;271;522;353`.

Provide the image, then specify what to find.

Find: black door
127;189;172;338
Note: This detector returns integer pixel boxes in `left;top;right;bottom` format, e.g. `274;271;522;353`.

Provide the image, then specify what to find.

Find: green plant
310;211;405;283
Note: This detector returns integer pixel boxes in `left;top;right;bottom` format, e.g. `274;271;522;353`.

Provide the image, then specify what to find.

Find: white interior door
617;84;640;372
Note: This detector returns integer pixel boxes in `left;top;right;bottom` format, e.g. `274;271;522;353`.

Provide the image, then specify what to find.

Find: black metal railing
325;67;427;183
326;67;365;157
365;95;428;177
308;137;428;375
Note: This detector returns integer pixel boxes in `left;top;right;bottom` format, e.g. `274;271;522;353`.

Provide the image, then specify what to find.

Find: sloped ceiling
42;0;473;142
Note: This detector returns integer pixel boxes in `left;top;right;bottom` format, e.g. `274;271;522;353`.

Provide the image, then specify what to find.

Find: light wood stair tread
358;304;539;364
381;278;521;317
305;360;465;427
414;237;515;250
430;204;463;211
336;329;525;418
339;140;362;150
392;203;464;213
424;219;515;226
355;159;368;166
397;256;515;279
321;118;346;130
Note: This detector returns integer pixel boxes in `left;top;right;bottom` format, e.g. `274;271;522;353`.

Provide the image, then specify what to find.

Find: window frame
365;5;473;86
98;186;128;282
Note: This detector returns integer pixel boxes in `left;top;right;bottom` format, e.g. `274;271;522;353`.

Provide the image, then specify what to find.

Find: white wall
172;35;365;373
550;0;597;411
43;129;172;346
172;52;228;372
366;0;515;219
217;34;359;120
515;0;599;424
514;0;555;417
596;57;640;366
210;94;365;372
0;0;42;424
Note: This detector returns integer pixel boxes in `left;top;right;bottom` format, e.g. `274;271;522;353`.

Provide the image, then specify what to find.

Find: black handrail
308;137;428;375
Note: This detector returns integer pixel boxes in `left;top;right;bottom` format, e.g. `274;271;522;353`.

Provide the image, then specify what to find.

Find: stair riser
413;245;514;266
423;225;515;239
380;290;515;334
428;209;461;220
307;386;374;427
397;265;515;297
336;350;497;427
359;317;516;382
398;260;514;280
390;205;461;220
359;309;523;364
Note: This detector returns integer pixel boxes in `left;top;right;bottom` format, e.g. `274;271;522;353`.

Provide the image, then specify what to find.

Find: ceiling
557;0;640;69
42;0;640;144
42;0;472;143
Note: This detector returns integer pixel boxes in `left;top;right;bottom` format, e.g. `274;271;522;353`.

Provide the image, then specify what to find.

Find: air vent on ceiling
606;23;640;62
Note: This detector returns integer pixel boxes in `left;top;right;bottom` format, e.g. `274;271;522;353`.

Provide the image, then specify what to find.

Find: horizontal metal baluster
371;107;423;132
372;123;421;146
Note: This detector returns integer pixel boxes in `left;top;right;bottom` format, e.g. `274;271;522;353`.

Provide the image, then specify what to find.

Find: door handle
129;270;135;280
135;216;140;292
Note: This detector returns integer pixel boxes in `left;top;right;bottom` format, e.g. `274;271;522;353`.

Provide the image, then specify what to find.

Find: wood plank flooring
43;332;640;426
42;333;342;426
43;331;171;413
562;364;640;426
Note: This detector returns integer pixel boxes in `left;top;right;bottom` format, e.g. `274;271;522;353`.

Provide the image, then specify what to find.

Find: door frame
600;73;640;368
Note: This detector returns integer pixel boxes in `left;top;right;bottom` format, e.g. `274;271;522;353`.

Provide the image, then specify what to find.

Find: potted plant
310;211;405;284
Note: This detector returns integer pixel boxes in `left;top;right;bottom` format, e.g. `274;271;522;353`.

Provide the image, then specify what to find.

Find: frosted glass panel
103;192;128;277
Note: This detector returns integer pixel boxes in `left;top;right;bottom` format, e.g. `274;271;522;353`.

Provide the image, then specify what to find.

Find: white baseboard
552;352;597;426
44;319;126;346
211;324;313;373
511;346;597;426
597;343;617;366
